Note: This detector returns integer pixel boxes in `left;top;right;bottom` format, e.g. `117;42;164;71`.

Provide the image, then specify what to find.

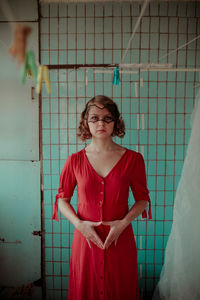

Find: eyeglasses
87;115;115;124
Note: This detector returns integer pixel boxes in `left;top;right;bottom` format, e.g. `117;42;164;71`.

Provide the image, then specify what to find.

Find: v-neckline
83;147;128;180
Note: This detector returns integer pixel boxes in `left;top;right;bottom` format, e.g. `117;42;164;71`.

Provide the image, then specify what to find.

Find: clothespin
21;50;37;84
36;65;51;94
113;65;120;85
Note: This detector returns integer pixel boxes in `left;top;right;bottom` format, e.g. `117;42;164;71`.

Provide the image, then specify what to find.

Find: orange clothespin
36;65;51;94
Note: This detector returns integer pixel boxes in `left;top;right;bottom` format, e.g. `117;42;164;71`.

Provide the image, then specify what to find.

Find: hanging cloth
153;90;200;300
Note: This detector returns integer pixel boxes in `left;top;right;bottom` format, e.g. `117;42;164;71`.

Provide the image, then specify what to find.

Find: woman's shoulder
125;148;140;156
107;145;143;162
125;149;144;163
69;149;85;161
64;149;84;162
62;150;84;170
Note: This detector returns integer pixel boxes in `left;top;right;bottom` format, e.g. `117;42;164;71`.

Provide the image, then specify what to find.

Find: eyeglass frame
84;114;116;124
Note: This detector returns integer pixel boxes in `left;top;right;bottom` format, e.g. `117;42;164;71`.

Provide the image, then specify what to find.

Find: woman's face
86;103;115;139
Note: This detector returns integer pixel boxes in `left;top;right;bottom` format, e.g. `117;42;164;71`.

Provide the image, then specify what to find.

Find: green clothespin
113;65;120;85
21;50;38;84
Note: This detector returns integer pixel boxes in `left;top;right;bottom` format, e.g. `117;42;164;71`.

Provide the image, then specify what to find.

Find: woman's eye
90;116;98;121
104;116;113;122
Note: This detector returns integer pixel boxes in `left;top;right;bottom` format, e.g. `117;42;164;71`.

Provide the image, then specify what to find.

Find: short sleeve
52;154;77;221
130;152;152;219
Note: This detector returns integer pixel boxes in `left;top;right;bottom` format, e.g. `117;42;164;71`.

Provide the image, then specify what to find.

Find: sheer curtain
153;89;200;300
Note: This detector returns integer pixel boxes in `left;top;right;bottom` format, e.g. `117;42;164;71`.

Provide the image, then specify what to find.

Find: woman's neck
87;138;116;153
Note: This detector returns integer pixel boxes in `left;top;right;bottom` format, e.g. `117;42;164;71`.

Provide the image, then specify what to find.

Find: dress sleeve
130;152;152;219
52;154;77;221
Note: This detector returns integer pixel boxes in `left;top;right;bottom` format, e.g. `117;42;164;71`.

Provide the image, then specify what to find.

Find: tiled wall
40;1;200;299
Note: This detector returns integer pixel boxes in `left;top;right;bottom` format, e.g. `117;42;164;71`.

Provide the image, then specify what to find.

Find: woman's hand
102;220;128;249
76;220;104;249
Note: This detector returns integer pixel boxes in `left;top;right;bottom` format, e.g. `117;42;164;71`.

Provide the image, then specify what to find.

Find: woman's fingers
86;239;91;248
104;230;115;249
102;219;127;249
102;221;112;226
83;220;124;249
92;231;104;249
84;222;104;249
114;237;119;246
91;221;102;226
105;236;118;248
88;236;104;249
92;239;104;249
101;221;116;248
85;220;126;249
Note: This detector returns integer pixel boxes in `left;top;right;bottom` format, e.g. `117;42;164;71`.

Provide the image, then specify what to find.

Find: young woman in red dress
53;95;151;300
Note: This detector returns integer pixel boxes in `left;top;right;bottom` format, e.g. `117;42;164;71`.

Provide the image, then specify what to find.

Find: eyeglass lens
88;115;115;123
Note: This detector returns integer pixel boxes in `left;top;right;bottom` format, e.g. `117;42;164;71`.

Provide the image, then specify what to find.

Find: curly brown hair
77;95;125;142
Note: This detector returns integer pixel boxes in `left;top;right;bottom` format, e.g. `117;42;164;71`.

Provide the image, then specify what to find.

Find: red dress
53;148;151;300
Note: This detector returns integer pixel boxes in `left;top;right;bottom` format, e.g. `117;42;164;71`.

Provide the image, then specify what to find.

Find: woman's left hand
102;219;128;249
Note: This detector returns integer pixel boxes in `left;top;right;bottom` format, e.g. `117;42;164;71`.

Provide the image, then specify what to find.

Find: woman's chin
93;133;111;139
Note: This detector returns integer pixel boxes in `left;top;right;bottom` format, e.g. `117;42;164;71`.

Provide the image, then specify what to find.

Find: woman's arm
121;199;148;227
58;198;104;249
58;197;81;228
102;200;148;249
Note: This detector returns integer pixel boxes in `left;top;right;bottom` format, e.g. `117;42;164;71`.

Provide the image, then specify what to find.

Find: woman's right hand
76;220;104;249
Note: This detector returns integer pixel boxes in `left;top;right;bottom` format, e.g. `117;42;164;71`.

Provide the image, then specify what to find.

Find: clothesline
1;0;199;74
120;0;150;65
1;0;199;90
159;34;200;61
46;62;200;72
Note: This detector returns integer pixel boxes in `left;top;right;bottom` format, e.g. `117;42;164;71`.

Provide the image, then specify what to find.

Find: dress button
100;291;104;295
100;276;104;279
100;191;103;194
101;181;104;184
100;261;103;264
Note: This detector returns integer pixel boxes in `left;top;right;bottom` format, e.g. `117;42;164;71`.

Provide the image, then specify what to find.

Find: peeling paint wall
0;1;42;298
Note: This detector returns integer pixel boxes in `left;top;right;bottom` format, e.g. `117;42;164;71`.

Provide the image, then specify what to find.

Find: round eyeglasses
86;115;115;124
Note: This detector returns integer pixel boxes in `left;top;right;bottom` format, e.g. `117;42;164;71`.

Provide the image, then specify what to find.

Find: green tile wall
40;1;200;299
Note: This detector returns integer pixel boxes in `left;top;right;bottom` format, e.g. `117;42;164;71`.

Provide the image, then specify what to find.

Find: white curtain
153;89;200;300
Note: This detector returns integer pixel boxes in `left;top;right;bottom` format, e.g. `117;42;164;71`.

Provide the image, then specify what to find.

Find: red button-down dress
53;148;151;300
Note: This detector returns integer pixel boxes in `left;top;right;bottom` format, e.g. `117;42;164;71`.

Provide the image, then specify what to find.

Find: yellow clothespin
36;65;51;94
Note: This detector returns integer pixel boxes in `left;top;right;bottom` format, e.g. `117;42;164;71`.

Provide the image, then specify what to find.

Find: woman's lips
97;129;106;133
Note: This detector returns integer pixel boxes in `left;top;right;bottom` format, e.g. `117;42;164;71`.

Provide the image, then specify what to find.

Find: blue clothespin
113;66;120;85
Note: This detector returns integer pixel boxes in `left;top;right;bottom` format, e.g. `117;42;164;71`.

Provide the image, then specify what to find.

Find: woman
52;95;151;300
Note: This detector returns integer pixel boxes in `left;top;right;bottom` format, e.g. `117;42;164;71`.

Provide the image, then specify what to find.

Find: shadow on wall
0;279;42;300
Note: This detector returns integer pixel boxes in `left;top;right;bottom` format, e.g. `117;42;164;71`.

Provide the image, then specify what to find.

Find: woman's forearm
59;198;148;231
58;198;104;249
58;198;81;228
121;200;148;227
